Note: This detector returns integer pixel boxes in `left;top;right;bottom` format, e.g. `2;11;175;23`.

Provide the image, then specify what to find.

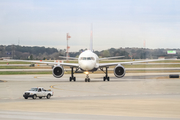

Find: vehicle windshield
29;88;38;91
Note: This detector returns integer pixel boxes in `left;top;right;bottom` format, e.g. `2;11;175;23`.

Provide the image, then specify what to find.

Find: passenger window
87;57;91;60
83;57;86;60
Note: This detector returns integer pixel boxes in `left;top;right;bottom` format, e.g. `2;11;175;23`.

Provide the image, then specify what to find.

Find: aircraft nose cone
80;61;95;70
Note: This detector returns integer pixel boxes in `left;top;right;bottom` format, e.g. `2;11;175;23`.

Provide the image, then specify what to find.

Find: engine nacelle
114;65;126;78
52;65;64;78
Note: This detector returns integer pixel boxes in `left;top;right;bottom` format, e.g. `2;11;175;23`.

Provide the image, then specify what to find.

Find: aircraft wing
99;56;124;60
59;63;79;67
4;59;79;67
99;59;173;67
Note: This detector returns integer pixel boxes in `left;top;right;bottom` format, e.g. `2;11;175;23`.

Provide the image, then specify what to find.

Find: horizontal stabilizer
59;56;78;60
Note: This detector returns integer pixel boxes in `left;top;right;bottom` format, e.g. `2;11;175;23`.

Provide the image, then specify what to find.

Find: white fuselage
78;50;99;71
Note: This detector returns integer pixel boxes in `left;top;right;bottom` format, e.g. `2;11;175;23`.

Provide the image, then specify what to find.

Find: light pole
66;33;71;62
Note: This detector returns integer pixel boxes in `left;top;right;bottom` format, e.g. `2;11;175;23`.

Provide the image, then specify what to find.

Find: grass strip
0;66;51;69
0;71;52;75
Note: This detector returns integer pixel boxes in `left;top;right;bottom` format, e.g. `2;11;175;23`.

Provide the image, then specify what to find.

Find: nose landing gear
85;72;90;82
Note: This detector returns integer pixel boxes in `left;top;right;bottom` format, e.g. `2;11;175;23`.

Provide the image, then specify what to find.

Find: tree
102;50;110;57
30;55;33;60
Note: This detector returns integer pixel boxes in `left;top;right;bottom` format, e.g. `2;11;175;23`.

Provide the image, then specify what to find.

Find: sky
0;0;180;51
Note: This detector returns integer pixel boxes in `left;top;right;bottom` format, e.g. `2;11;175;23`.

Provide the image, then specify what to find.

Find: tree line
0;45;179;60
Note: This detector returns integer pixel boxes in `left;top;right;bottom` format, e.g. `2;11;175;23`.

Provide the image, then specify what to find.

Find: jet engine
114;65;125;78
52;65;64;78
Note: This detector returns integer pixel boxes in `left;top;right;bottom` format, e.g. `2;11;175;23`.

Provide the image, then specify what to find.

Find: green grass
0;66;32;69
123;64;180;68
0;71;52;75
125;70;180;73
0;61;34;64
147;60;180;63
0;66;51;69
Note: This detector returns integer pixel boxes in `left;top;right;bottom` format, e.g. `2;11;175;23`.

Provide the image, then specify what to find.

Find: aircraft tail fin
90;23;93;51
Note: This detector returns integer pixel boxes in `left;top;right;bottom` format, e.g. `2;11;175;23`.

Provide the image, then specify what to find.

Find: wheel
103;77;106;81
74;77;76;81
88;78;90;82
69;77;72;82
32;94;37;99
47;94;51;99
107;77;110;81
24;97;28;99
85;78;87;82
39;97;42;99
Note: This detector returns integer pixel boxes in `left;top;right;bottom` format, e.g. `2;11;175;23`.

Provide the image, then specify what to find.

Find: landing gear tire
103;77;110;81
39;97;42;99
70;77;76;82
85;78;90;82
107;77;110;81
103;77;106;81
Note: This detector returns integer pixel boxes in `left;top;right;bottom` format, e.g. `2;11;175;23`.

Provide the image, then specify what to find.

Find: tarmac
0;73;180;120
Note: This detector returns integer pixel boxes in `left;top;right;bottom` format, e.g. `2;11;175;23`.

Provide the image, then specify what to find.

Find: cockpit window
91;57;95;60
87;57;91;60
80;57;95;60
80;57;86;60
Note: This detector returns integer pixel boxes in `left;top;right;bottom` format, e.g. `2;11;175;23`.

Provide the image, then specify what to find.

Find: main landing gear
69;67;76;82
100;67;110;81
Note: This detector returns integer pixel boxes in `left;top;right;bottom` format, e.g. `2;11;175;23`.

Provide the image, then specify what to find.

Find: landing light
84;71;89;75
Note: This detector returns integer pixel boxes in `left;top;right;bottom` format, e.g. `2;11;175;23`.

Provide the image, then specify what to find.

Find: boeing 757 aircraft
4;30;172;82
5;47;171;82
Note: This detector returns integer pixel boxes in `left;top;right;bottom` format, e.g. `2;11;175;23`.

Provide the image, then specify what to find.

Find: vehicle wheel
69;77;72;82
24;97;28;99
39;97;42;99
74;77;76;81
32;94;37;99
103;77;106;81
88;78;90;82
107;77;110;81
47;94;51;99
85;78;87;82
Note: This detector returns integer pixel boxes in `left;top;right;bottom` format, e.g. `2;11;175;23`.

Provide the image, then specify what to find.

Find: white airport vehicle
23;87;53;99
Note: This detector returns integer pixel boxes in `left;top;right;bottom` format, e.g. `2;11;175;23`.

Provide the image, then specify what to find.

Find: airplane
5;48;173;82
4;47;173;82
4;29;173;82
